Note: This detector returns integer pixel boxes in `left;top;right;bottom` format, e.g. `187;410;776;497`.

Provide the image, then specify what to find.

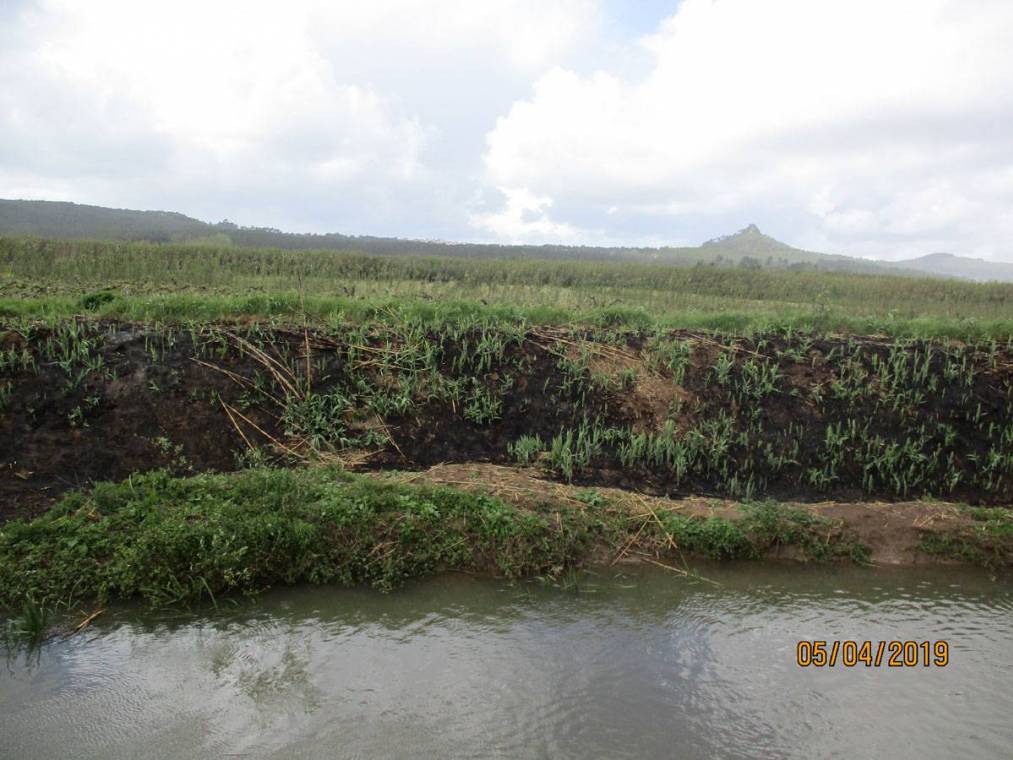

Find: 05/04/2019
796;640;950;668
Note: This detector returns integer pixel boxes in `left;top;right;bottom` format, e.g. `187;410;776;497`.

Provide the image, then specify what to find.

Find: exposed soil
389;463;987;566
1;324;278;521
4;319;1013;545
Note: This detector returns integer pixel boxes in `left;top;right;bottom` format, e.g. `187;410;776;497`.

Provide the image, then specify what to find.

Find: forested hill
2;198;1009;280
0;199;212;242
0;199;833;267
883;253;1013;283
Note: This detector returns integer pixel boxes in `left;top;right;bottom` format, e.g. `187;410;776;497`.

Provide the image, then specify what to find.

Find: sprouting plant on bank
712;349;735;387
461;377;506;425
547;419;609;481
648;338;693;384
509;434;544;465
0;380;12;411
282;390;355;451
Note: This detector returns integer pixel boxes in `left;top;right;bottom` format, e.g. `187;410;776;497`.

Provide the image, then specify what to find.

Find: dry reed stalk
221;401;303;459
610;516;651;565
317;449;379;468
529;327;637;363
640;556;721;586
303;328;312;390
220;399;255;452
224;331;302;400
64;607;105;638
683;333;767;360
192;357;285;407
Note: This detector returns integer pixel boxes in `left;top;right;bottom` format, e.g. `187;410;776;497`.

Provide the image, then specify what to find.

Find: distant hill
0;199;213;242
885;253;1013;283
697;224;888;274
703;223;816;261
1;198;1010;280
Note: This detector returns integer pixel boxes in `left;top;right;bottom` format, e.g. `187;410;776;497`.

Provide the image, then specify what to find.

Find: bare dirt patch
389;463;984;566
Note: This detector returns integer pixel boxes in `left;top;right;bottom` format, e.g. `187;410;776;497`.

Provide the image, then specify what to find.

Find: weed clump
79;291;117;311
0;468;613;608
917;506;1013;567
3;597;51;650
508;435;544;466
656;501;869;562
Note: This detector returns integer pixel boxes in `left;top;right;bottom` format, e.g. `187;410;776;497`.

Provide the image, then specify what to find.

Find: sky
2;0;1012;261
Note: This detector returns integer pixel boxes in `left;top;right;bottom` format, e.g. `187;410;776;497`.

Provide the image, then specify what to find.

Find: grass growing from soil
3;235;1013;609
0;467;616;607
5;235;1013;339
7;316;1013;505
917;506;1013;567
661;502;870;563
0;467;872;609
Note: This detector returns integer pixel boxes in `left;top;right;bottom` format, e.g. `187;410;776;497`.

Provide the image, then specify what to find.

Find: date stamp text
796;640;949;668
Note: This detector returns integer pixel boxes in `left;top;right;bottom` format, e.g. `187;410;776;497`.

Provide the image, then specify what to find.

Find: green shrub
0;468;611;607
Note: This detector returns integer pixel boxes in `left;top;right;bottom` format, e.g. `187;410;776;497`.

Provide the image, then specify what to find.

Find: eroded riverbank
7;317;1013;524
2;465;1011;617
3;317;1013;615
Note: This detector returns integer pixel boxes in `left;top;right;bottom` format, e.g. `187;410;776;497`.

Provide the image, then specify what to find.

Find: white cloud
470;186;581;242
481;0;1013;258
3;0;1013;259
0;0;601;235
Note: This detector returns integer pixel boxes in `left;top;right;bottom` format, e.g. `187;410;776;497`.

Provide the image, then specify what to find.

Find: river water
2;563;1011;759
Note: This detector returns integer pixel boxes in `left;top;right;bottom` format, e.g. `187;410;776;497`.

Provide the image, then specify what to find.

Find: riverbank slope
2;465;1010;610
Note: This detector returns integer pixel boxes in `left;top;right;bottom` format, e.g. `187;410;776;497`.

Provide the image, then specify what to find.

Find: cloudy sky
2;0;1012;260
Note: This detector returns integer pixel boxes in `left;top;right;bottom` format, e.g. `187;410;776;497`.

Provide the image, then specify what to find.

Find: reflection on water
2;563;1012;760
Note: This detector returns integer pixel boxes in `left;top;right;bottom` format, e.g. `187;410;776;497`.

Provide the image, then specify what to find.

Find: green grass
0;468;884;610
4;291;1011;340
917;506;1013;567
5;235;1013;338
658;501;869;562
2;597;51;650
0;467;617;608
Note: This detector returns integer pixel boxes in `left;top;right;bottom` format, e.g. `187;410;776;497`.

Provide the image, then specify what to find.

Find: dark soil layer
4;318;1013;522
1;322;275;520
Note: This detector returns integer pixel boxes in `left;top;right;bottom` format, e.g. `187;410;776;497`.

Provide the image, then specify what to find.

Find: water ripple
2;564;1011;760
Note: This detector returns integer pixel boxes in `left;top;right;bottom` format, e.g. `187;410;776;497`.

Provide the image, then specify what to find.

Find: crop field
5;236;1013;337
3;236;1013;608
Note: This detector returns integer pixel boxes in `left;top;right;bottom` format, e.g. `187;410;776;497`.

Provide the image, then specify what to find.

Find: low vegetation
5;316;1013;510
917;506;1013;567
661;501;869;563
0;467;874;609
5;236;1013;337
2;597;50;650
2;234;1012;614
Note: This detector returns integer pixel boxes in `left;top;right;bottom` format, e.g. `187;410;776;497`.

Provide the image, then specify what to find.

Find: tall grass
5;235;1013;337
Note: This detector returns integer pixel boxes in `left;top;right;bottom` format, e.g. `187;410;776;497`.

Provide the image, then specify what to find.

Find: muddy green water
2;564;1012;760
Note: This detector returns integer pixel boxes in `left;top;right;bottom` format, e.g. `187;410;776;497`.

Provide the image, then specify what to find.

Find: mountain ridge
882;252;1013;283
1;198;1009;282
